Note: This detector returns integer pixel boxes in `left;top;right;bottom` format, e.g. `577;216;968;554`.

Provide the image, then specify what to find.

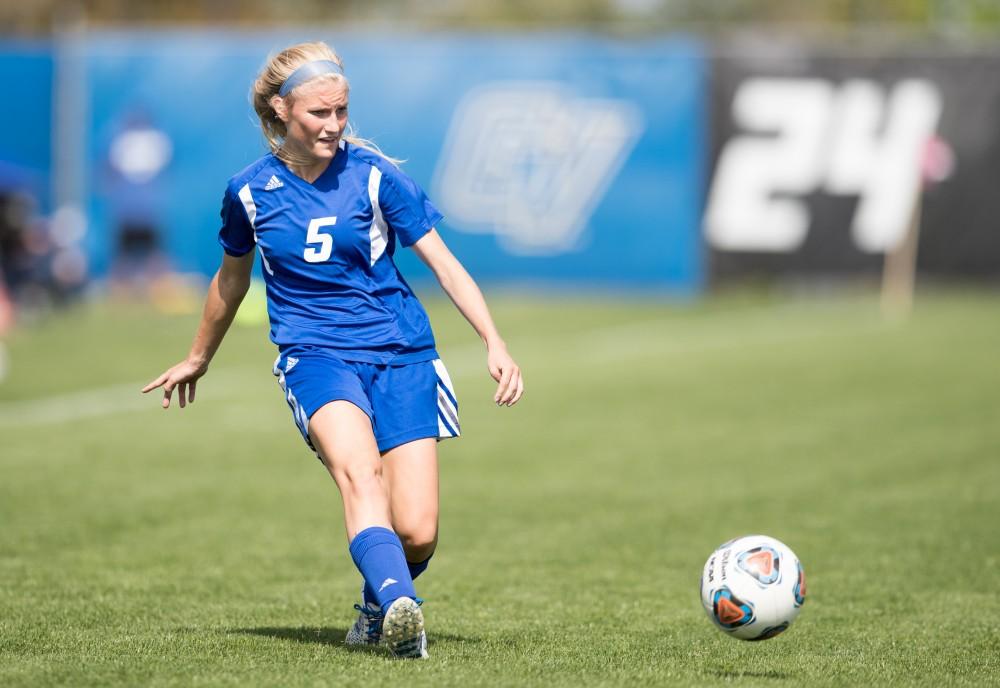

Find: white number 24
303;216;337;263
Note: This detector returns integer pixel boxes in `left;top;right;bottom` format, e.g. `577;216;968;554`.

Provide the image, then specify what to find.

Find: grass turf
1;290;998;686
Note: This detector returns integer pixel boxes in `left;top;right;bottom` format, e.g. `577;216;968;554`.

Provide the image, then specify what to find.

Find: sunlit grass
1;290;998;686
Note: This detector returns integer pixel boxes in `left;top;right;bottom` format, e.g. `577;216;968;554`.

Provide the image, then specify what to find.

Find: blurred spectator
0;161;38;329
102;107;173;298
0;160;91;328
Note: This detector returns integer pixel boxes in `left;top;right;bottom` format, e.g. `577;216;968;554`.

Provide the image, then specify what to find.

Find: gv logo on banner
705;78;945;253
434;82;643;255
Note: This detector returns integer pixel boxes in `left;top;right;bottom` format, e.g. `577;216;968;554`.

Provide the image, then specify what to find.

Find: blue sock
363;554;431;607
349;527;416;612
408;554;432;580
362;581;378;609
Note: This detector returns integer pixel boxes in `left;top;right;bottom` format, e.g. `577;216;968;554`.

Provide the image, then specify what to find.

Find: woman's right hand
141;358;208;409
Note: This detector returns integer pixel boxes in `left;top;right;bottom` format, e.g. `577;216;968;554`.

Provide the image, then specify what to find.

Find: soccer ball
699;534;806;641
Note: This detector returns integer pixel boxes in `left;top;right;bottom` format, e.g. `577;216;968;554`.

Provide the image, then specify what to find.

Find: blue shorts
271;346;461;455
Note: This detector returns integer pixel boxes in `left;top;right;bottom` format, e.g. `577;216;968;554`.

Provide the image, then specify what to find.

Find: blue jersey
218;142;443;364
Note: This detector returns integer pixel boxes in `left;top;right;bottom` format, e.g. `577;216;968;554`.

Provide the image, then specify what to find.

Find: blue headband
278;60;345;97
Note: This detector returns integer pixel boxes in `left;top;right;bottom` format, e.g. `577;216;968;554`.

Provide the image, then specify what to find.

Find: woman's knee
395;517;438;556
328;459;384;497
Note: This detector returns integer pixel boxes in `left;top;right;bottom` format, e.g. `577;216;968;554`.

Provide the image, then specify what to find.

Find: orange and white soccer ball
700;534;806;641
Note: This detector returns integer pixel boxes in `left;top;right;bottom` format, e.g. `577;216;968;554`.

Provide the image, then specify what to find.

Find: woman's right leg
309;399;391;538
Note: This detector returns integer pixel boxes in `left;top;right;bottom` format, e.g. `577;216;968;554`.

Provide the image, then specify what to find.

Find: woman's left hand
487;341;523;407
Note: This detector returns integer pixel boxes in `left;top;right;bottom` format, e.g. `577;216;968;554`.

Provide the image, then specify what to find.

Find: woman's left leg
349;438;437;657
382;437;440;574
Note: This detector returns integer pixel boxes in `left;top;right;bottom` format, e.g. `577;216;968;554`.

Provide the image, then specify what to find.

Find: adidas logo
264;175;284;191
285;356;298;372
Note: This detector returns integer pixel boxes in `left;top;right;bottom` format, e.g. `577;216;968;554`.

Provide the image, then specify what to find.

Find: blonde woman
143;41;523;659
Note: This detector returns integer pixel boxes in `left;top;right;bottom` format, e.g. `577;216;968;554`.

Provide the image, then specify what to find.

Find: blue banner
0;41;53;208
75;32;706;290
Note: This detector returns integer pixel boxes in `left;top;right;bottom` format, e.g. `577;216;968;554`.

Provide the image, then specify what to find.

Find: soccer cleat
381;597;427;659
344;602;383;646
414;629;429;659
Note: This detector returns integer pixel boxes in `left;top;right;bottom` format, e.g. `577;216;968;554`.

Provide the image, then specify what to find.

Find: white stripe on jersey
367;166;389;266
238;182;274;276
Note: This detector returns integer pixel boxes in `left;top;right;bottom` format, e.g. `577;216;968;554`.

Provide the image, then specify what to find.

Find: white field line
0;370;254;429
0;305;884;428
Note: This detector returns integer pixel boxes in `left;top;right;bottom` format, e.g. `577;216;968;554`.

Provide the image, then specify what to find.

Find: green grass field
1;290;998;686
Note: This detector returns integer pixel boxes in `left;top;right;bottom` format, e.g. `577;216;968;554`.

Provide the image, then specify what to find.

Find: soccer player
142;41;524;659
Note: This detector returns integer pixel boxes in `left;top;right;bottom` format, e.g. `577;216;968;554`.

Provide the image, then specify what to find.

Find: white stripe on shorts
272;354;314;450
433;358;461;439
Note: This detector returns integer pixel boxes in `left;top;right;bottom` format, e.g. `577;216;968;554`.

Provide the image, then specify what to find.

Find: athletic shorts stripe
433;359;460;438
437;408;458;438
272;355;316;450
436;387;459;433
436;375;458;410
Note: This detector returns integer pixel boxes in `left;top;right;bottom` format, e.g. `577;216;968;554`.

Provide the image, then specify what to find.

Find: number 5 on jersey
304;216;337;262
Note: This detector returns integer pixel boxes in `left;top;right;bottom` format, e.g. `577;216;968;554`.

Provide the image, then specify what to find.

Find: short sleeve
218;185;256;257
377;166;444;248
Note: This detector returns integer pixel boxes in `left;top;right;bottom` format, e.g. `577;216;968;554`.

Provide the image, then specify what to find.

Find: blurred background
0;0;997;339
